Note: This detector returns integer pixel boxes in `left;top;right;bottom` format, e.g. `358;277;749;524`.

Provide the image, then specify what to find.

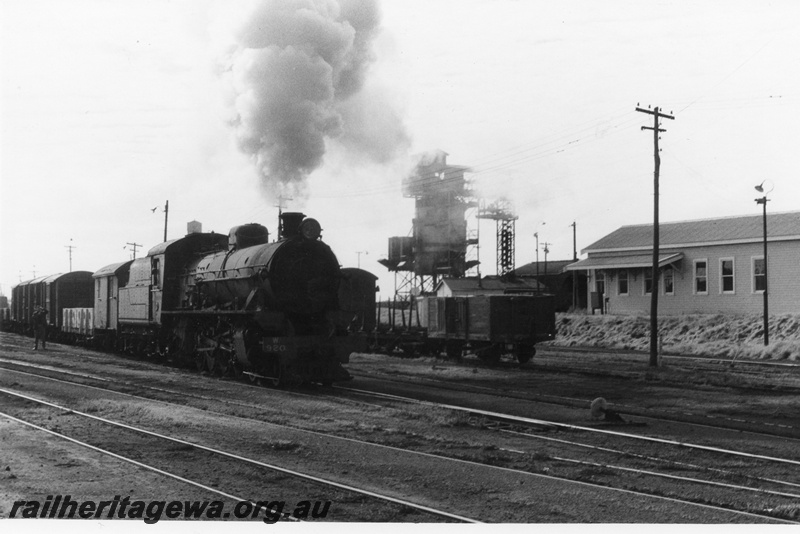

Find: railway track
0;383;473;523
330;383;800;521
0;357;797;522
346;367;800;438
0;411;302;522
3;331;798;445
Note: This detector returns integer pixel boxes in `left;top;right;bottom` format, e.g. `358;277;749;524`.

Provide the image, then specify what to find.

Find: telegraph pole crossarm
126;242;142;260
636;105;675;368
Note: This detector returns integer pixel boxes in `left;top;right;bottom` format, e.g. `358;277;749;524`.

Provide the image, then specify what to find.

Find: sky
2;0;799;301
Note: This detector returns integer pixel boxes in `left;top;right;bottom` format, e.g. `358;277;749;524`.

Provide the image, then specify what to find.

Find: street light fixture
754;180;773;346
356;251;368;269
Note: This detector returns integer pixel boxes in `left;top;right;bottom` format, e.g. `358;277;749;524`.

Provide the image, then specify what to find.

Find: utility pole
757;196;769;345
163;200;169;242
65;238;76;272
571;221;578;309
126;242;142;260
636;104;675;367
542;242;551;285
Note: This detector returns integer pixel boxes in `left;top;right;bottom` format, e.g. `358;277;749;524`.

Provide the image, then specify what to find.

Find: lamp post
754;180;772;346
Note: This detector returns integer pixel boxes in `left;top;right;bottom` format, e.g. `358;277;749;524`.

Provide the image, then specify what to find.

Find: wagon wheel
163;337;182;362
445;341;462;360
478;345;502;365
401;344;417;358
515;344;536;365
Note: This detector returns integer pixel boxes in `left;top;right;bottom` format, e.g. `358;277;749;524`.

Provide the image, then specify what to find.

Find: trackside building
566;212;800;316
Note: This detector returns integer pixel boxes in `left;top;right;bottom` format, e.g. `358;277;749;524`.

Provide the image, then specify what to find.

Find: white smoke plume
219;0;407;198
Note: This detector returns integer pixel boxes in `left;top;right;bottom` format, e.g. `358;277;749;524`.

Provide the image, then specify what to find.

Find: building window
720;258;735;294
752;256;766;293
643;269;653;295
151;258;161;287
694;260;708;294
618;270;628;295
663;267;674;295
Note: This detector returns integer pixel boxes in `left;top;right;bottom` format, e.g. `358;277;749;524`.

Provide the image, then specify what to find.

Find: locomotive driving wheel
195;331;216;373
206;348;223;376
194;350;207;372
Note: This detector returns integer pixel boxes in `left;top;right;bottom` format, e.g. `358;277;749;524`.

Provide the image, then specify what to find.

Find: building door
590;271;606;314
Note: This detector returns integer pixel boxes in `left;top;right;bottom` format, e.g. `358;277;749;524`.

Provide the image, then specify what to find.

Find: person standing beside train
32;306;48;350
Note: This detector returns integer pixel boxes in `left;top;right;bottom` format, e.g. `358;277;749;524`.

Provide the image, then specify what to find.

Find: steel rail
0;386;479;524
347;368;799;435
337;386;800;467
7;362;799;494
0;410;299;521
496;427;800;492
4;356;799;471
0;366;795;522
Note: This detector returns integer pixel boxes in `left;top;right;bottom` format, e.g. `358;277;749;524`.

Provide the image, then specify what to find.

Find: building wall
588;240;800;315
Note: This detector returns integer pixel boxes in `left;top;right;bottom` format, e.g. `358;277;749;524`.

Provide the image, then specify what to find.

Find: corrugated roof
515;259;577;276
566;253;683;271
93;260;134;279
585;211;800;252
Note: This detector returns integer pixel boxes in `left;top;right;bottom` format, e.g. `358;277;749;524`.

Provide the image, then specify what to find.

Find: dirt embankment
551;313;800;361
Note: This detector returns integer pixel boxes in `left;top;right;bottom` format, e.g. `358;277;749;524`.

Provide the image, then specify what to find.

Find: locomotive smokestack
280;212;306;239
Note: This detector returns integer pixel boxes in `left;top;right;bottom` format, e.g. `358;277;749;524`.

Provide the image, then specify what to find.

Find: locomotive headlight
299;218;322;240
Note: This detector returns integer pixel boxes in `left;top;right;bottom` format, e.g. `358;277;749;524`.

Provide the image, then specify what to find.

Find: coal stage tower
379;150;481;295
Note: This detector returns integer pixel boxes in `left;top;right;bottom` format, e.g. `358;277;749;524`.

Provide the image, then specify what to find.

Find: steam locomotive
9;213;363;386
